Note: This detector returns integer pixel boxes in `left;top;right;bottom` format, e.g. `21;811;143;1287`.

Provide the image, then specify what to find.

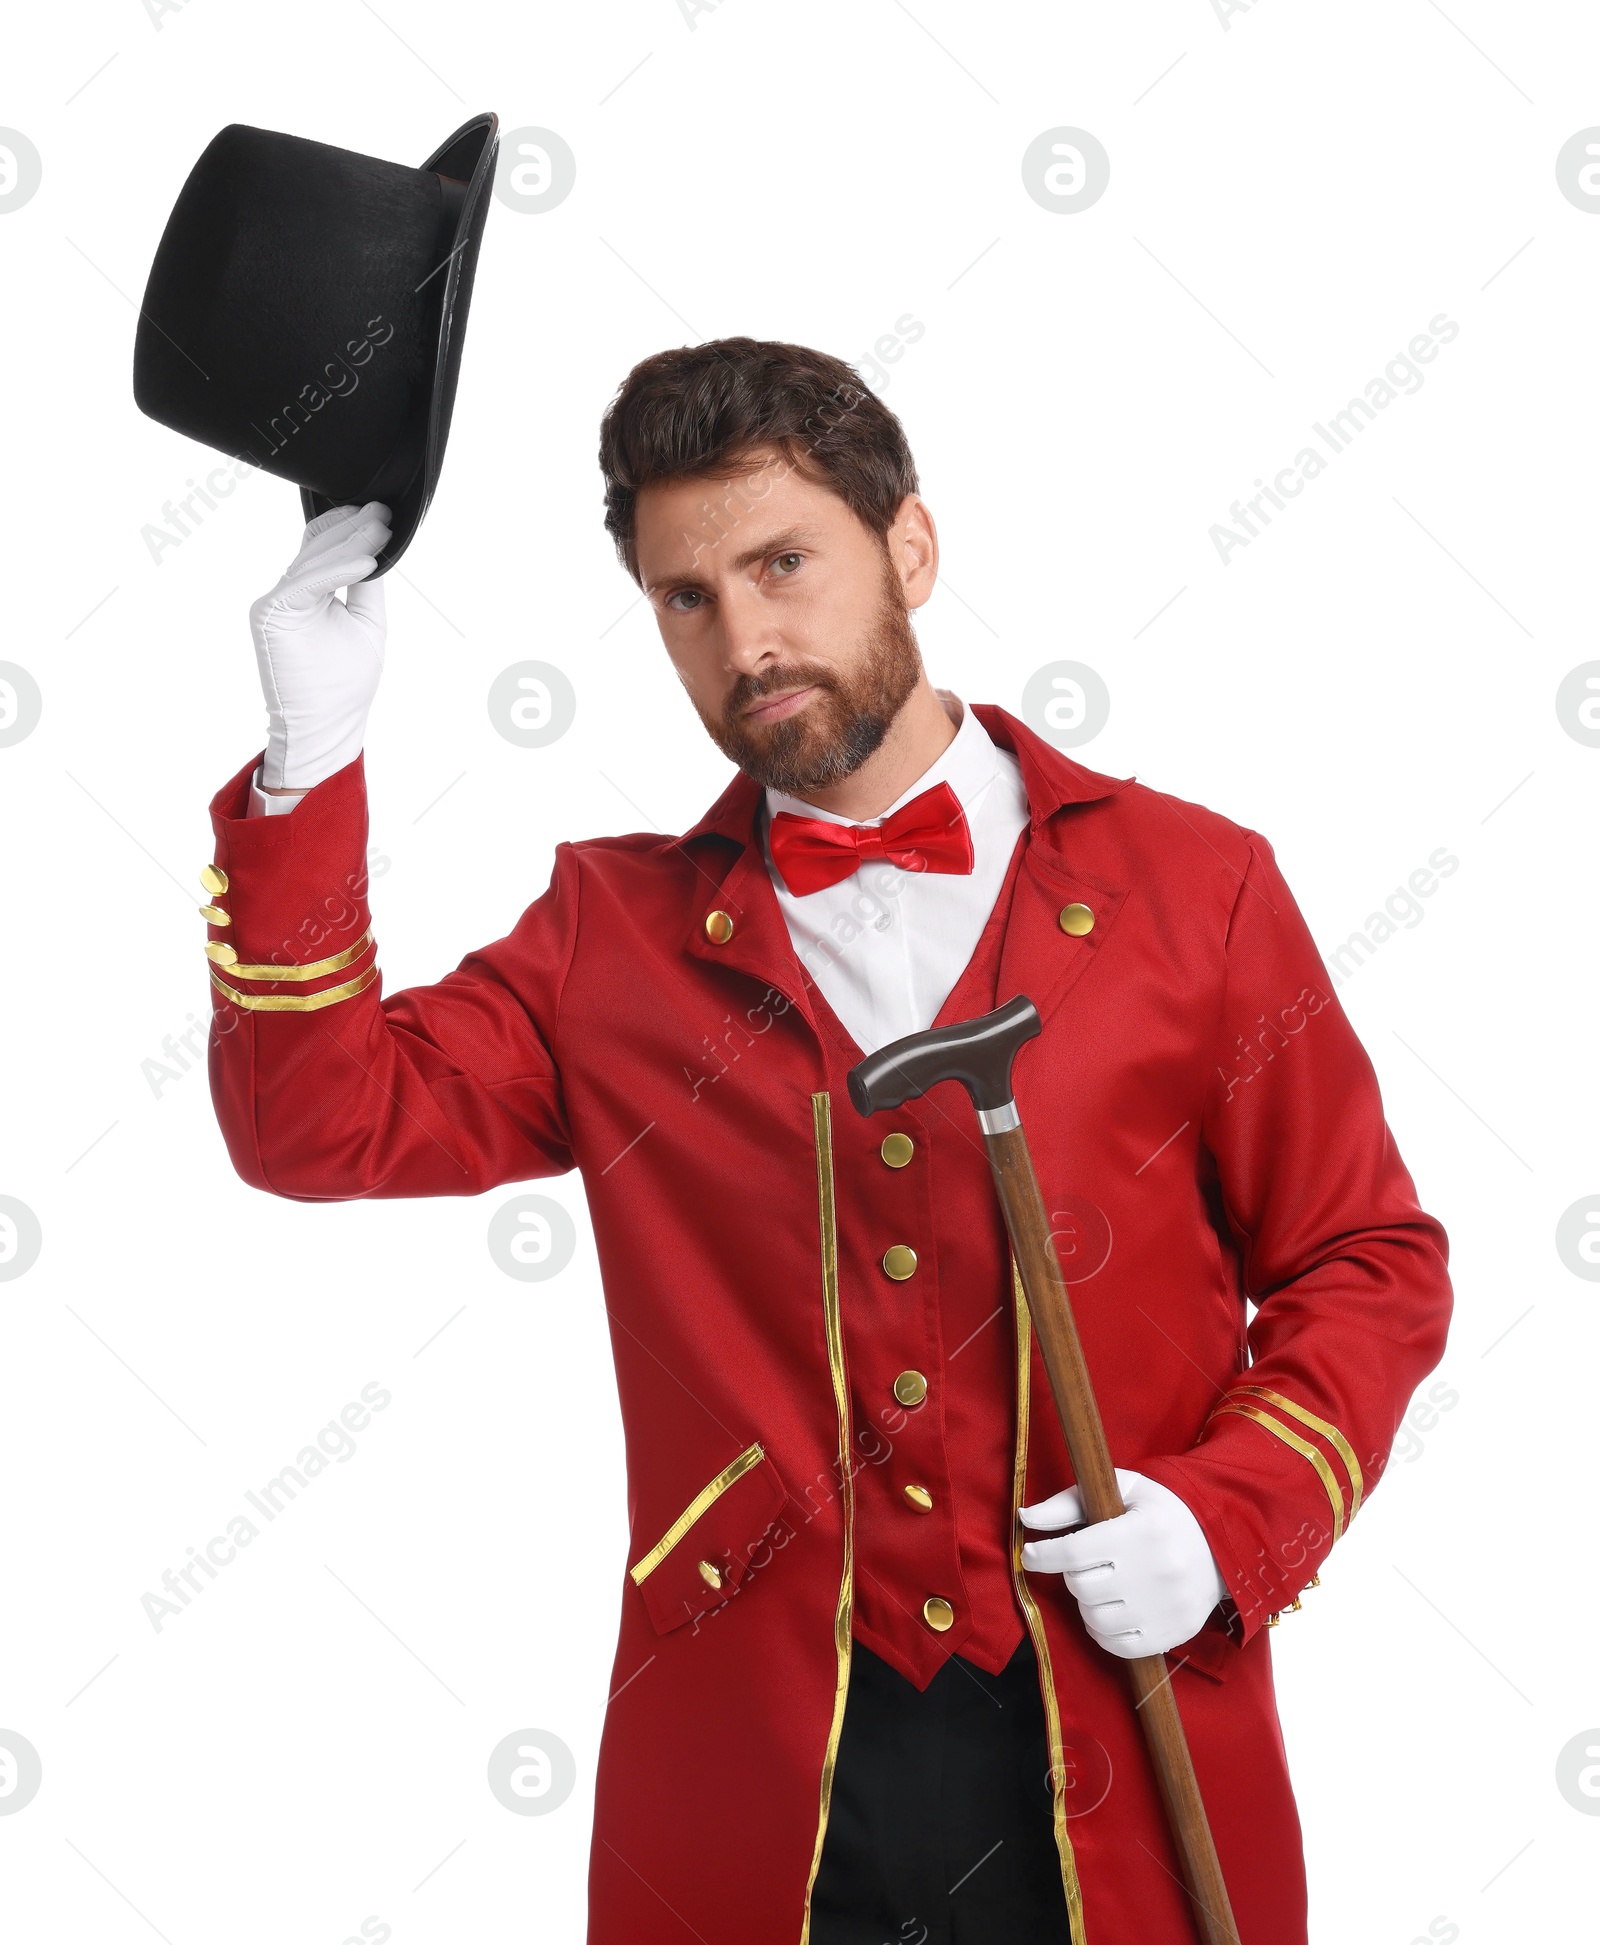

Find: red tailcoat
201;705;1451;1944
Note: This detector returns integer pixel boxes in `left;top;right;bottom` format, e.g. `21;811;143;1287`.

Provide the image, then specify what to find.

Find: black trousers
809;1636;1072;1945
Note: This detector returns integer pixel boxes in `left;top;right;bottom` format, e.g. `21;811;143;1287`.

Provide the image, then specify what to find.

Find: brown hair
598;337;920;584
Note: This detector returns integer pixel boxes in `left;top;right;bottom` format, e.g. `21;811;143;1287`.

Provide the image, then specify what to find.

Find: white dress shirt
763;693;1029;1057
248;768;302;816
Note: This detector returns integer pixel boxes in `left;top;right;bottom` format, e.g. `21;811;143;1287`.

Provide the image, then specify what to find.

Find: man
201;338;1451;1944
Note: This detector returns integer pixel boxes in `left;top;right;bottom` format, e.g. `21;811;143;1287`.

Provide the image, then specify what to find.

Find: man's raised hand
250;501;391;793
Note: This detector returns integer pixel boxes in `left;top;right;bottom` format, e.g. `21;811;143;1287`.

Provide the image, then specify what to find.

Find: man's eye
772;552;803;575
666;589;703;612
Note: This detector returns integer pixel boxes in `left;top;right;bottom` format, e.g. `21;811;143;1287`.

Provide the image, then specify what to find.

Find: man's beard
699;557;924;797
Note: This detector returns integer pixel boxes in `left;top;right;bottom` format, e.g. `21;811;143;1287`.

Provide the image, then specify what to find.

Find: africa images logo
1209;315;1460;565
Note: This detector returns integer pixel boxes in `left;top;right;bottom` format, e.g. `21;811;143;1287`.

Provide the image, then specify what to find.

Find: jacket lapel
972;705;1135;1039
677;771;820;1033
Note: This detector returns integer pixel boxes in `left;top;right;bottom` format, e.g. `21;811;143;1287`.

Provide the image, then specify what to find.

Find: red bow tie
767;780;975;896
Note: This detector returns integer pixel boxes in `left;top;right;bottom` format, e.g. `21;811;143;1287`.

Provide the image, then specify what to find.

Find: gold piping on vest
799;1092;855;1944
627;1441;766;1584
208;965;380;1012
1010;1264;1088;1945
1209;1401;1346;1543
211;928;376;984
1226;1383;1364;1521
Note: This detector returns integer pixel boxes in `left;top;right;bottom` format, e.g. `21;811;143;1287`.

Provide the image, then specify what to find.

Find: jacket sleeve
203;750;578;1200
1141;832;1452;1642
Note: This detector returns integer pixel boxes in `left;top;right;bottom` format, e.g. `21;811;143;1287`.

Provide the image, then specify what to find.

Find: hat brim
300;111;499;576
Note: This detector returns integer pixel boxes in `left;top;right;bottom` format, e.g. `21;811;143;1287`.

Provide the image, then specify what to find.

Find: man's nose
717;584;783;673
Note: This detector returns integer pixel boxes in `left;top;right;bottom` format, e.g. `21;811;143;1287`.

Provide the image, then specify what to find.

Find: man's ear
888;495;939;611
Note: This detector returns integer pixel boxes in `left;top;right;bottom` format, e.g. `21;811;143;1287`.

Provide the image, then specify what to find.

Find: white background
2;2;1597;1940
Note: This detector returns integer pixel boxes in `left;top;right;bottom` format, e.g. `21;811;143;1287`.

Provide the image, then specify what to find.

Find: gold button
1058;902;1094;937
198;904;230;926
879;1132;915;1168
903;1484;933;1513
892;1369;928;1408
704;910;735;944
697;1559;723;1590
882;1245;918;1281
200;864;228;896
922;1596;955;1632
204;942;238;967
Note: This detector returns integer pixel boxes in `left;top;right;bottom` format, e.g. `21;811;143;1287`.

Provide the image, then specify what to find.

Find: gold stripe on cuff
1210;1401;1346;1544
628;1441;766;1585
208;929;376;984
208;965;379;1013
1229;1384;1364;1522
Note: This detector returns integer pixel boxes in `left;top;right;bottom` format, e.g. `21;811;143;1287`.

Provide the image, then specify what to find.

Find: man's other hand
1019;1468;1228;1659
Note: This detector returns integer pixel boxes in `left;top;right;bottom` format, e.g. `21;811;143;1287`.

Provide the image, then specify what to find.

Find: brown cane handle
986;1124;1242;1945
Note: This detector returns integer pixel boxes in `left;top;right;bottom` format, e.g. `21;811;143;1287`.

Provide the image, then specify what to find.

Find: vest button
704;909;735;944
1058;902;1094;937
922;1596;955;1632
199;863;228;896
696;1559;723;1590
892;1369;928;1407
881;1245;918;1281
902;1483;934;1513
879;1131;915;1168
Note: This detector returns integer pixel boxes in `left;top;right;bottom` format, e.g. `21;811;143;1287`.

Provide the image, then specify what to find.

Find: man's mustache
722;666;837;728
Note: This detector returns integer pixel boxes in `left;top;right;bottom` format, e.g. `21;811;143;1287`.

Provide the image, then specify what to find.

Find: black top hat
134;114;498;574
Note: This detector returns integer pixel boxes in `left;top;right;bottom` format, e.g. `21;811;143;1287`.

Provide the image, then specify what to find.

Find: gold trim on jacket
1207;1382;1363;1542
207;928;376;982
1226;1383;1364;1520
1010;1264;1088;1945
628;1442;767;1584
798;1092;856;1944
209;964;380;1012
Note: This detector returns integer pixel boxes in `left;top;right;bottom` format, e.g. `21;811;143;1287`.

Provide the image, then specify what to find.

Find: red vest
807;831;1030;1688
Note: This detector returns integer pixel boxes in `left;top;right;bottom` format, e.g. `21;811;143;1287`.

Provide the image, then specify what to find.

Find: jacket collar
969;702;1132;830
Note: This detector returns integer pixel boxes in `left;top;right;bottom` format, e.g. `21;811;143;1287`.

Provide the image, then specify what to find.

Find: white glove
1019;1468;1228;1660
250;501;391;792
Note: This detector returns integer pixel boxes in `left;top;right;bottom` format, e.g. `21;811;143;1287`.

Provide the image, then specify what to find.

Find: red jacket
201;705;1451;1945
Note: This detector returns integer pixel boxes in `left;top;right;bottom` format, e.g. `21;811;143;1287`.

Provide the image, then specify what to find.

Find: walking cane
848;995;1241;1945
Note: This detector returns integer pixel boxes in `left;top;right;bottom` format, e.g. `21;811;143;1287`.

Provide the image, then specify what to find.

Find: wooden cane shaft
984;1123;1241;1945
986;1125;1124;1523
1124;1657;1241;1945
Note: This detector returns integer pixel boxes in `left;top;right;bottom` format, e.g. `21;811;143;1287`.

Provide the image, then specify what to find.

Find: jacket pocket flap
1173;1606;1243;1685
629;1442;789;1636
